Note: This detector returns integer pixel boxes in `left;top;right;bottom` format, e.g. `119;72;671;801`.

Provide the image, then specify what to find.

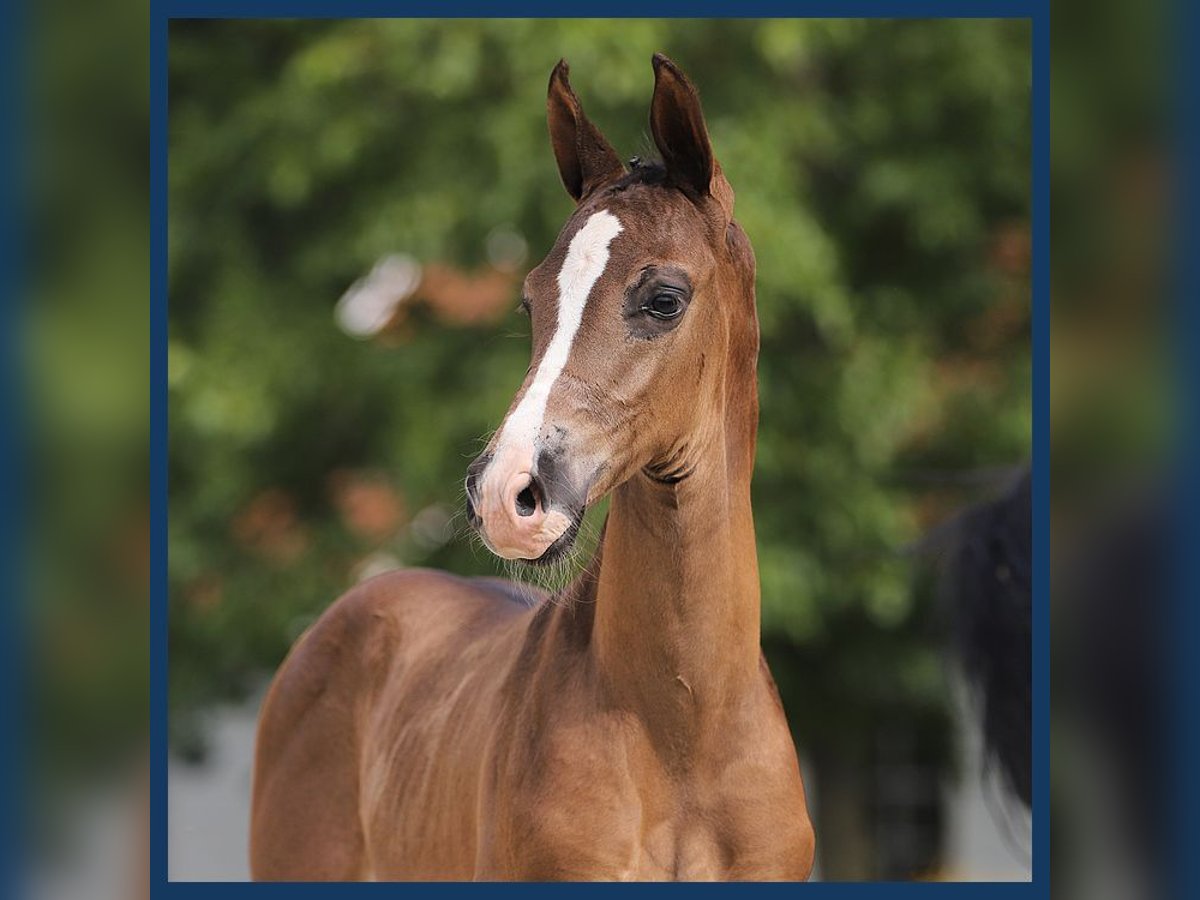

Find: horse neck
588;327;762;741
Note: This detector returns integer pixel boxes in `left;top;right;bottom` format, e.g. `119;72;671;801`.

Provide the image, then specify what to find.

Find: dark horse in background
941;464;1164;891
941;469;1032;809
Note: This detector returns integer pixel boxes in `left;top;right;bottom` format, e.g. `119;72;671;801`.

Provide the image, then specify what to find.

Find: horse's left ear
649;53;734;221
547;59;625;203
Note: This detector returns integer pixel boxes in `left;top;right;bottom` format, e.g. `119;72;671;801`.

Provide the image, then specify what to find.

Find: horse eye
517;297;531;316
644;292;683;320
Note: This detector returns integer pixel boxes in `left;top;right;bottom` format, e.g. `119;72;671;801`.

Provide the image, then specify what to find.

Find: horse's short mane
604;158;669;194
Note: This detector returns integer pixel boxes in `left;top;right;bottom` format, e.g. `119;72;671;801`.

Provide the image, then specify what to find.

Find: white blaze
497;209;623;454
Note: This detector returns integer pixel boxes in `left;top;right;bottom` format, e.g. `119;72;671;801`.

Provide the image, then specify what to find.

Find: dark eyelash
517;297;531;316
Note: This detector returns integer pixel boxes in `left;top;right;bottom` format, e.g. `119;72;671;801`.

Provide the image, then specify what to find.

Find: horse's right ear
649;53;734;221
547;60;625;203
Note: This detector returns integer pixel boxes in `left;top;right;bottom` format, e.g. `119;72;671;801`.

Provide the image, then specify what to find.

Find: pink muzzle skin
474;445;572;560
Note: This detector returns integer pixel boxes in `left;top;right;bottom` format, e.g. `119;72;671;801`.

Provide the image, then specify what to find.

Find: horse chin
525;514;583;567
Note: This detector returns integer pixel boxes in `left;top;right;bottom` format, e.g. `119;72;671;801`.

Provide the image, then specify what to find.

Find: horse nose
471;459;544;521
467;447;570;560
502;470;545;522
513;475;542;517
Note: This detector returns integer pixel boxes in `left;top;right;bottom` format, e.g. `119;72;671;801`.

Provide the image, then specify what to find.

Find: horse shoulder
706;675;815;879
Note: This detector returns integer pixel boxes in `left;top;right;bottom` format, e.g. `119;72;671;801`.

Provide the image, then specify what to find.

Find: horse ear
547;59;625;203
649;53;734;220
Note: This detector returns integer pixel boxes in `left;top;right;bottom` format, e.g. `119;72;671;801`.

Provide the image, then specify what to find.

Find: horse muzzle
465;444;587;563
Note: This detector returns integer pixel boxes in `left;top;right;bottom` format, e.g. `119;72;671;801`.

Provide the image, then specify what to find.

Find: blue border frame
152;3;1048;894
2;0;24;896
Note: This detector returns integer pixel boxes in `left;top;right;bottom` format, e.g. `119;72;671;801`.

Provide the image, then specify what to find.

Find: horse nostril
515;479;540;518
465;454;490;503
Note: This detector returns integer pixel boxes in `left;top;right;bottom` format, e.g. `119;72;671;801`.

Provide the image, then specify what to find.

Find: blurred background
1049;0;1175;897
18;0;1190;895
163;17;1034;881
25;1;148;898
166;18;1031;882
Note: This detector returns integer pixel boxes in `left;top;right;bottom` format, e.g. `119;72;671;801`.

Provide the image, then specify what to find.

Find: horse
249;54;815;882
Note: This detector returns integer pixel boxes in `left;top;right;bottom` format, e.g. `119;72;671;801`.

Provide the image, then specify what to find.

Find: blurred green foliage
168;19;1030;764
31;0;149;793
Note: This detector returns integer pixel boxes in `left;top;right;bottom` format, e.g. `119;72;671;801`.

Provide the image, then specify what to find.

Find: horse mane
941;469;1032;809
597;158;669;195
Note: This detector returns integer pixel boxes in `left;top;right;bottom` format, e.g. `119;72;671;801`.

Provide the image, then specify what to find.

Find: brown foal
250;54;815;882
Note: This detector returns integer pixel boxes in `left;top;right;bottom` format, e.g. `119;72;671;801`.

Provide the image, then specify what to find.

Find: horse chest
624;817;731;881
485;665;813;880
546;793;807;881
496;740;812;881
631;787;813;881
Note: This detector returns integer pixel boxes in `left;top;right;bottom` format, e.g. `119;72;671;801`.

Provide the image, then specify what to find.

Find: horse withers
250;54;815;882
